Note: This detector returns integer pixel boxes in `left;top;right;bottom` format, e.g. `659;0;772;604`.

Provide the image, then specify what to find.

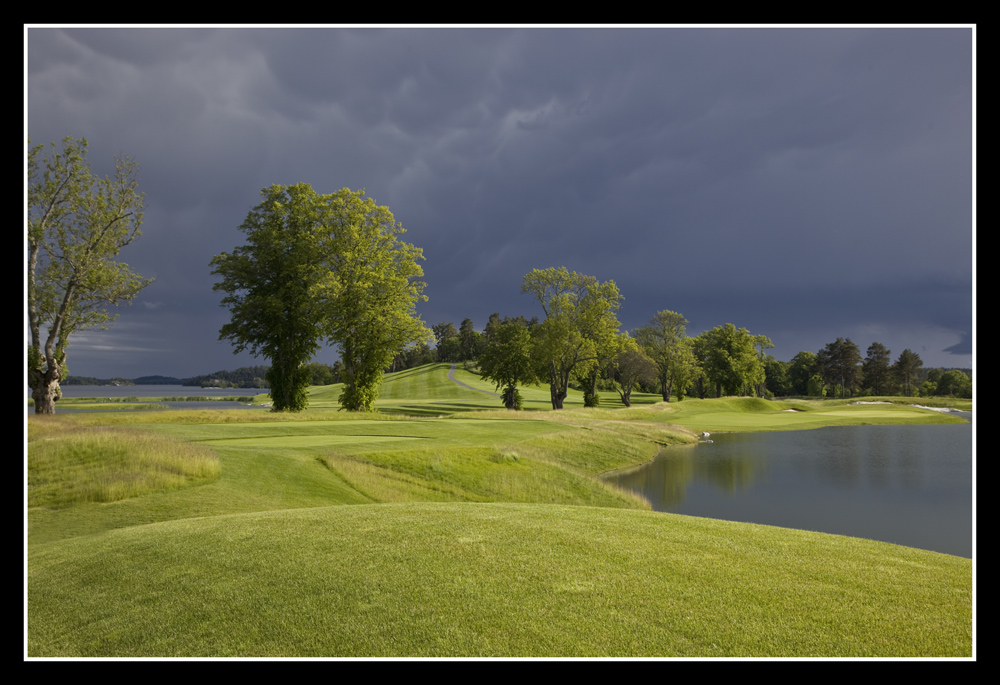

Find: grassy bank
29;503;970;657
26;363;972;657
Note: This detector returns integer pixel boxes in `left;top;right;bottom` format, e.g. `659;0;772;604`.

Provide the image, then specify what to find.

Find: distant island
63;366;272;389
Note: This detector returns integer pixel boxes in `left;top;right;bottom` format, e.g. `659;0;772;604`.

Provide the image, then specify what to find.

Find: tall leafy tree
319;188;429;411
483;312;502;343
432;322;459;362
212;184;330;411
668;338;700;401
478;319;538;409
893;349;923;396
753;335;775;398
212;184;428;412
787;351;819;396
608;343;658;407
433;322;458;347
817;338;863;398
863;342;892;396
634;310;689;402
28;137;152;414
458;318;483;361
695;324;765;397
521;267;622;409
763;356;790;397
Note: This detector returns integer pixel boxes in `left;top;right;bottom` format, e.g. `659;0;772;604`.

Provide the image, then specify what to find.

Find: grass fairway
26;364;973;658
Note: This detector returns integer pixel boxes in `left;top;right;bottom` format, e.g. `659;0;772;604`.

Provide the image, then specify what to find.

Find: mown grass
28;503;971;657
25;364;972;657
629;396;968;433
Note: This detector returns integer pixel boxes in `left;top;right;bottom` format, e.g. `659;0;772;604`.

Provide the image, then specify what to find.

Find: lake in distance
603;416;973;558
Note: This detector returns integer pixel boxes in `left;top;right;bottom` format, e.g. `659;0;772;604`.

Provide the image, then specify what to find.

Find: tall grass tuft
28;427;221;509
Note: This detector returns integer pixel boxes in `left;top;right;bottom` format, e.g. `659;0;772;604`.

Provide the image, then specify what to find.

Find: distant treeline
62;377;137;386
63;366;273;388
182;366;272;388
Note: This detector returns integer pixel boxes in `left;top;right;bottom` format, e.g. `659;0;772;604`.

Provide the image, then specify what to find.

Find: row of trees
472;268;776;410
774;342;970;399
474;270;973;409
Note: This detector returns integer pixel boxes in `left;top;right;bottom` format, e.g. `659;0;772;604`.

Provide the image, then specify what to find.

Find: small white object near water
701;432;710;437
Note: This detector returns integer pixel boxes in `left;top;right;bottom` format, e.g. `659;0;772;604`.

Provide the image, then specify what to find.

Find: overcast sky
25;25;974;380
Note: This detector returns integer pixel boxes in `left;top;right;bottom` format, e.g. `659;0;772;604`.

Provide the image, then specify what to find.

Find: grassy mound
28;502;971;657
28;419;220;508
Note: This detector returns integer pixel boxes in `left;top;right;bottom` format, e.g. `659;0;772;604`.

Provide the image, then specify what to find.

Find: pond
603;415;973;558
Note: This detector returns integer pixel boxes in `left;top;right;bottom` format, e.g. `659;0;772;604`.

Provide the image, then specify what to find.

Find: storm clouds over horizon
26;26;974;379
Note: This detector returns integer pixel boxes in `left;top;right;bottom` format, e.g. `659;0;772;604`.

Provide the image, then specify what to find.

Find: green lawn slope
26;363;973;657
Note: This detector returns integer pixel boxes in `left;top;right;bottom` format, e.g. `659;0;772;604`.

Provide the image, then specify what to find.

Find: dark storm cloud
26;26;973;378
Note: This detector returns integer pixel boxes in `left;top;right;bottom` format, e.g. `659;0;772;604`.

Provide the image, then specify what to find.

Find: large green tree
458;318;484;362
608;343;658;407
212;184;428;412
753;335;775;398
28;137;152;414
634;310;690;402
478;319;538;409
695;324;765;397
763;355;790;397
521;267;623;409
211;184;329;411
786;351;819;396
817;338;863;398
323;189;429;411
893;349;923;396
863;342;892;396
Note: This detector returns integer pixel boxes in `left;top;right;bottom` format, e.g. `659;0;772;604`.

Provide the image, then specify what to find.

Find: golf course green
26;364;973;657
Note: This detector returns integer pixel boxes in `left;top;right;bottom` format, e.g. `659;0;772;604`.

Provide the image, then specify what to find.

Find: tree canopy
521;267;623;409
863;342;892;396
608;343;658;407
322;188;429;411
694;324;765;398
28;136;152;414
211;184;428;412
817;337;863;398
894;349;923;397
634;310;692;402
478;318;538;409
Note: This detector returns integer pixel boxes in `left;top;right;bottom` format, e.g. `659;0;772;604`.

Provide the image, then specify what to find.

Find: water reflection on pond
604;415;973;558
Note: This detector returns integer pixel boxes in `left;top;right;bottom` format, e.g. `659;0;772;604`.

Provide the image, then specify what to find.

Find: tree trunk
548;360;566;409
31;379;61;414
28;350;63;414
550;383;565;409
503;385;517;410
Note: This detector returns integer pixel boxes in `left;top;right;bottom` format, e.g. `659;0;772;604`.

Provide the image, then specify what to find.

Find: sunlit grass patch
28;426;220;509
28;503;972;657
319;442;650;509
661;396;968;433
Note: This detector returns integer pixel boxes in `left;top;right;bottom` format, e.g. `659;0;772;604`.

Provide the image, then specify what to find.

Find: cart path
448;364;500;396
